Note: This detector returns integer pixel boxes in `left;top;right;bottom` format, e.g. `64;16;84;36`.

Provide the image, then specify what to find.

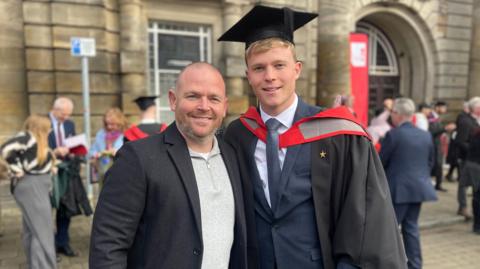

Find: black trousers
473;187;480;232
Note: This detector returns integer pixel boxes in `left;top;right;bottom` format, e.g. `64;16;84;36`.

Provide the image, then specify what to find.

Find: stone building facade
0;0;479;141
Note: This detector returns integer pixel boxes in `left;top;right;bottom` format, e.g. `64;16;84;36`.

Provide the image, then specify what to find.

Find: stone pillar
469;0;480;98
119;0;148;115
222;0;250;121
0;0;28;141
316;0;352;107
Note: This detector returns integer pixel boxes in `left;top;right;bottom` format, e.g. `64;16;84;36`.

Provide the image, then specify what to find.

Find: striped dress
1;131;54;176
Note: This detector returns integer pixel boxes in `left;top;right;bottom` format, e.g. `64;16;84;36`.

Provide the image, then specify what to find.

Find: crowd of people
0;4;479;269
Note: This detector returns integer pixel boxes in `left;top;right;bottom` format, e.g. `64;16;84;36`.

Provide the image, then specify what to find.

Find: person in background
414;103;431;132
48;97;78;257
455;97;480;220
368;98;393;151
90;62;248;268
428;101;456;192
460;126;480;235
446;101;470;182
123;96;167;142
90;107;128;185
380;98;437;269
1;115;57;269
220;5;406;269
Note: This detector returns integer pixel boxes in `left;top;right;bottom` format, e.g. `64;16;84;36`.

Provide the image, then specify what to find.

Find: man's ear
223;97;228;118
168;89;177;111
294;61;302;80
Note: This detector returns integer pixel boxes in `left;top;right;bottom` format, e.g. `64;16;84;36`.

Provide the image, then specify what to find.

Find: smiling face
169;63;227;147
246;41;301;116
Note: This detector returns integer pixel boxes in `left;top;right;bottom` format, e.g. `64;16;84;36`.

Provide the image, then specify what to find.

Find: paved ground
0;177;478;268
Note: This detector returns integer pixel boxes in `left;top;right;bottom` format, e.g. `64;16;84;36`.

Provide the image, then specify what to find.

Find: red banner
349;33;369;126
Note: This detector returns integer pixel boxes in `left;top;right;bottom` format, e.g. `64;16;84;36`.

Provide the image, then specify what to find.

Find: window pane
376;41;389;66
158;35;200;69
158;73;178;107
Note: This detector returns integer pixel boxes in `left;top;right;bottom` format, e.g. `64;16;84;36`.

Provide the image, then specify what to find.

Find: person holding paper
48;97;78;257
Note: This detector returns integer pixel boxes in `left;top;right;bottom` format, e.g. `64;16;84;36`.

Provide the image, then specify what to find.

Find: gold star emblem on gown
320;151;327;158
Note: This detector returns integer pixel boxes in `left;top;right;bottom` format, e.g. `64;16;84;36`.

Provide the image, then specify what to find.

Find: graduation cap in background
218;5;318;48
133;96;158;111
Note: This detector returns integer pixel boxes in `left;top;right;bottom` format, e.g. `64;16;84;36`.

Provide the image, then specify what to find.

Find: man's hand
445;123;456;132
54;146;70;157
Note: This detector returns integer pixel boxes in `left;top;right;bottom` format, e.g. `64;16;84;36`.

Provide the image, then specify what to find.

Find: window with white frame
356;22;399;76
148;21;212;123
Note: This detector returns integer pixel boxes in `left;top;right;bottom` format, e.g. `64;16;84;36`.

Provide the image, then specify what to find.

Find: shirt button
193;248;201;256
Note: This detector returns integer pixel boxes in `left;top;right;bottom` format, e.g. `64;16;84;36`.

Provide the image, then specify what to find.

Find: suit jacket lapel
276;99;319;214
164;124;202;238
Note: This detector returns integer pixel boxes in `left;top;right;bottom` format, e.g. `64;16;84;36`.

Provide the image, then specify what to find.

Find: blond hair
245;38;297;64
104;107;128;131
23;115;52;165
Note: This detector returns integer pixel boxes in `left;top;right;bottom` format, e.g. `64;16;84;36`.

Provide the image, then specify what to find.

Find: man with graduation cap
123;96;167;142
220;5;407;269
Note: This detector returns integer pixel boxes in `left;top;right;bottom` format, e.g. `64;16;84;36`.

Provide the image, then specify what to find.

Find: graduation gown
224;99;407;269
123;123;167;142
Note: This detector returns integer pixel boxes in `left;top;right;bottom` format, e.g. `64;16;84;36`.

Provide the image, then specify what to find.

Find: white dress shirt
255;95;298;207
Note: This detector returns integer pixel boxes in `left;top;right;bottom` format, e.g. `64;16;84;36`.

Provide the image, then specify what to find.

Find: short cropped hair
245;37;297;64
468;96;480;110
393;98;416;117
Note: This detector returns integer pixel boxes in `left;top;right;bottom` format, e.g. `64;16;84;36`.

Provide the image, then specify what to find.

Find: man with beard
90;62;247;269
220;5;406;269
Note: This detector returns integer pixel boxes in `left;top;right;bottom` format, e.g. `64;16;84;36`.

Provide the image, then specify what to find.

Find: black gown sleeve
312;135;407;269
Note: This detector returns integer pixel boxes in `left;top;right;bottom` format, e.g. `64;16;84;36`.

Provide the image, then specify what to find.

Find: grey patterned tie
266;118;282;209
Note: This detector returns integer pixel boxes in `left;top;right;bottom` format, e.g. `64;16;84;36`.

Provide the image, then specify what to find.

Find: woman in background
90;107;128;184
1;114;57;269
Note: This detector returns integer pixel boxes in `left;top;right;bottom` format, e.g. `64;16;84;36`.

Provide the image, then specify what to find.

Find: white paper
64;133;88;150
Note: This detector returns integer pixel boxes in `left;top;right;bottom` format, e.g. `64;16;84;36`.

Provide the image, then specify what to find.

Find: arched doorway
355;4;436;120
356;22;400;116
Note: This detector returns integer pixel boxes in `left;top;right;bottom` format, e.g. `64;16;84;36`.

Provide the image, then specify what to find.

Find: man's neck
186;137;214;153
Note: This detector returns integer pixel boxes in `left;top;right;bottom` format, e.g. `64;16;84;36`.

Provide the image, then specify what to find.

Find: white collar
49;112;60;126
260;94;298;129
140;118;157;124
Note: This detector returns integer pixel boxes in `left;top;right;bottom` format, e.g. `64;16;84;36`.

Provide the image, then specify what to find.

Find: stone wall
469;0;480;98
317;0;475;112
0;0;28;142
23;0;121;134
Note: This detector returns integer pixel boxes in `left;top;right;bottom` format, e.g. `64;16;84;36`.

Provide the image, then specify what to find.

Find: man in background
380;98;437;269
48;97;77;257
455;97;480;219
429;101;456;192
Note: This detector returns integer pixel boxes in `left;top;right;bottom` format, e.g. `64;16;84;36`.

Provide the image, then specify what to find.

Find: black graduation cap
218;5;318;48
133;96;158;111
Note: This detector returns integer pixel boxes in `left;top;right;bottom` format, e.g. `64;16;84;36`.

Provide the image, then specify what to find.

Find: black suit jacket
89;123;247;269
456;112;479;160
